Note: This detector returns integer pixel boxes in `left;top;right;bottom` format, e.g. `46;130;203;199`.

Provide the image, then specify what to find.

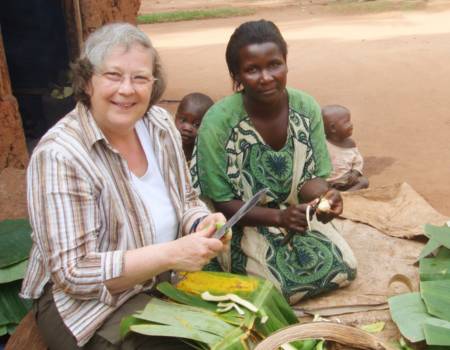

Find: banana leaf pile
121;271;322;349
388;224;450;348
0;219;33;336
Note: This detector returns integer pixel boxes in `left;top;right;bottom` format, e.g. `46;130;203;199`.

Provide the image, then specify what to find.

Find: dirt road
140;3;450;216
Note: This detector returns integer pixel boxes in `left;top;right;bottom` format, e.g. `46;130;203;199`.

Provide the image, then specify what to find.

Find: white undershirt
130;120;178;244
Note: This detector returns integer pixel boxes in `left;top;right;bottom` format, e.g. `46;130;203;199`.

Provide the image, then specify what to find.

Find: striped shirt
20;103;210;346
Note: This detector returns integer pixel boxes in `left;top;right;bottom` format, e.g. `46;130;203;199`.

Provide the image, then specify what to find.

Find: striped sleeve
28;148;124;305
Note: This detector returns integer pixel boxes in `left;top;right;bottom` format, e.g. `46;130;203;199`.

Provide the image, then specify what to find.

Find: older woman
191;20;357;304
20;23;227;349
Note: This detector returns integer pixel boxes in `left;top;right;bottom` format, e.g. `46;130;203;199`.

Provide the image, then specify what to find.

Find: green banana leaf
156;282;267;349
420;280;450;322
166;273;299;333
389;288;450;345
0;323;17;337
299;340;320;350
435;247;450;259
135;298;234;337
0;280;32;332
120;315;148;338
0;259;28;284
424;224;450;248
418;239;443;261
388;292;428;342
419;257;450;282
0;219;32;268
130;324;222;346
122;272;308;349
315;340;326;350
419;224;450;260
423;318;450;346
157;282;243;326
390;230;450;347
212;326;258;350
121;299;248;348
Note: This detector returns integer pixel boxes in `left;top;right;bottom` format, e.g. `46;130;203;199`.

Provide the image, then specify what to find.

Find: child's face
334;112;353;140
175;102;203;146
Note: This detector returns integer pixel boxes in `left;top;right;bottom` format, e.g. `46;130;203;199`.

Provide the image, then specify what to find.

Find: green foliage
122;272;312;349
421;280;450;322
0;219;33;335
0;260;28;284
389;225;450;347
0;280;32;335
137;8;254;25
423;318;450;346
388;292;428;342
419;224;450;260
419;255;450;281
0;219;32;268
326;0;427;15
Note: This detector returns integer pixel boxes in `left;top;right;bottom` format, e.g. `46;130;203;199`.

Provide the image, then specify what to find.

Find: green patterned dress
191;88;356;304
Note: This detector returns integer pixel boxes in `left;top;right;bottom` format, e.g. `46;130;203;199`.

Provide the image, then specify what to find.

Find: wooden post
73;0;84;52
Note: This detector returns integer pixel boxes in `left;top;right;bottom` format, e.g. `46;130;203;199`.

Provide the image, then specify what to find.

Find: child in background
322;104;369;191
175;92;214;161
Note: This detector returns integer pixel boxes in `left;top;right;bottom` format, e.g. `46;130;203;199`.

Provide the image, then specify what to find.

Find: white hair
82;22;154;70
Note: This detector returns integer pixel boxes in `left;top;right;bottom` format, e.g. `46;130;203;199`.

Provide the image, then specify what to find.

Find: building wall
63;0;141;60
0;30;28;170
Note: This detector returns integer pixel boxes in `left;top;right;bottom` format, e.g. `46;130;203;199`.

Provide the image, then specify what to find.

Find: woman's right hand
170;225;225;272
278;204;309;233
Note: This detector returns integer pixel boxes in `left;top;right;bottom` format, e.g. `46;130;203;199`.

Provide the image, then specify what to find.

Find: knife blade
213;188;269;239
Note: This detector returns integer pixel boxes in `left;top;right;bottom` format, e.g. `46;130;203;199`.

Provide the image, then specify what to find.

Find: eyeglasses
97;71;157;87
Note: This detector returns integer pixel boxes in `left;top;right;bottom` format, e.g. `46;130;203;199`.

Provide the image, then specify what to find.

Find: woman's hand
197;212;231;248
200;213;232;248
170;224;226;272
278;204;309;233
197;213;226;231
316;188;343;223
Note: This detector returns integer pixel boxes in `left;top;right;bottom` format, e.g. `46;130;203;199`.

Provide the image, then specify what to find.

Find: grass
137;7;255;25
325;0;428;15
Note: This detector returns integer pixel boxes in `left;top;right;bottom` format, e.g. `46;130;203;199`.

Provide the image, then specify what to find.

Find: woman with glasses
21;23;227;349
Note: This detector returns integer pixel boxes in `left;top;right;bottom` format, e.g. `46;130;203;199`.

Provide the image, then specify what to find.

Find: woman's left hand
197;213;226;230
197;213;231;248
316;188;343;223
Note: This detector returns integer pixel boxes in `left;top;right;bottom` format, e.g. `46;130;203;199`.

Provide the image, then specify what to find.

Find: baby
322;104;369;191
175;92;214;161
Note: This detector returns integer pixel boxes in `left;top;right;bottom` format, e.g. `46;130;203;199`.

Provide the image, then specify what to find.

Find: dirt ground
140;0;450;216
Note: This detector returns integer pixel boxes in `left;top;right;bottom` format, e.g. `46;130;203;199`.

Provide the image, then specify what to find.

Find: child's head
322;105;353;141
175;93;214;147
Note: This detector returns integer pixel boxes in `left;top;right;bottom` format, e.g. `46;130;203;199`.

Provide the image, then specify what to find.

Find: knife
213;188;269;239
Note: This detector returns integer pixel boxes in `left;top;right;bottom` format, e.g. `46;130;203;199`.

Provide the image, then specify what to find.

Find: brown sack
340;182;448;238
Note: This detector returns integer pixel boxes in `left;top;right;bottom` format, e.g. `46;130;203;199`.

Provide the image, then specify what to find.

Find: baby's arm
347;147;369;191
328;172;356;191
